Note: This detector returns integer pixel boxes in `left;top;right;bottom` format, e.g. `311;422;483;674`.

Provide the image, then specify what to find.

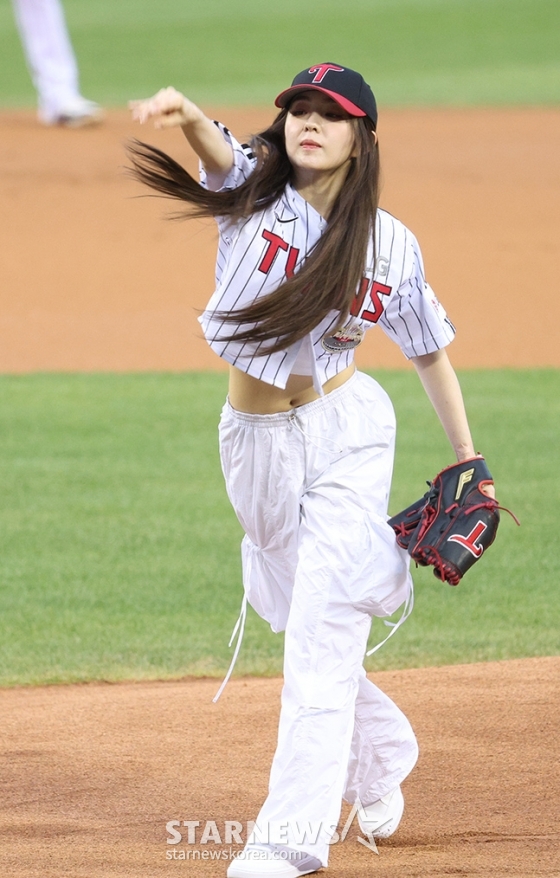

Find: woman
129;64;491;878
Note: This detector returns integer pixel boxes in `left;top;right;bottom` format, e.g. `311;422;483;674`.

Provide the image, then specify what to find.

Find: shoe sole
58;113;104;129
227;861;319;878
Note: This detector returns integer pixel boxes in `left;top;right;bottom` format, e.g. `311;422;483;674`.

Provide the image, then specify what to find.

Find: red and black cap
275;63;377;128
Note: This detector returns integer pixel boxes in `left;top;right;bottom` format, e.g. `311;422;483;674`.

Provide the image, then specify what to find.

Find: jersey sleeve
378;231;456;358
199;121;257;192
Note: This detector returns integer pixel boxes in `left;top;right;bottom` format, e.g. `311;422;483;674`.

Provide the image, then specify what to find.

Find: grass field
0;0;558;108
0;370;558;687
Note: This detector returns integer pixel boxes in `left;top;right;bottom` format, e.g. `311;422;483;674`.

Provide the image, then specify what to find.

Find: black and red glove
388;457;516;586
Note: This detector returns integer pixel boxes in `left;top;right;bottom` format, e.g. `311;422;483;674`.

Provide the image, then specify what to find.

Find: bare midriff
228;363;356;414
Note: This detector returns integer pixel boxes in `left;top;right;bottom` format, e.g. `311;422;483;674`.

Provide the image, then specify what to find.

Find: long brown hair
127;109;380;352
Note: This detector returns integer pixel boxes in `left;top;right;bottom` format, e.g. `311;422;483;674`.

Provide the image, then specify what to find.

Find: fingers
152;111;189;130
129;87;181;123
129;87;195;127
480;482;496;499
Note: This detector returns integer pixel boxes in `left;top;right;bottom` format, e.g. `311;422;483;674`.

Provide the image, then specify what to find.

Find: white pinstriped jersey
198;123;456;393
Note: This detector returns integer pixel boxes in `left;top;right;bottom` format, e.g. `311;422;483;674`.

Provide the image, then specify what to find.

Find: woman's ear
351;122;377;158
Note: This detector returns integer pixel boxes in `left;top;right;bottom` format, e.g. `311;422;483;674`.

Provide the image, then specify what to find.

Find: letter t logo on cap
308;64;344;83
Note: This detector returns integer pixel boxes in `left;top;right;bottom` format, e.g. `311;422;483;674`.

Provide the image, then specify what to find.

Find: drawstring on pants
288;410;344;454
365;581;414;656
213;582;414;701
212;594;247;703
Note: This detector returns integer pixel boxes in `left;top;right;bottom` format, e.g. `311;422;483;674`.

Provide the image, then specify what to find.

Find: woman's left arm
410;348;476;463
411;348;496;496
410;349;496;497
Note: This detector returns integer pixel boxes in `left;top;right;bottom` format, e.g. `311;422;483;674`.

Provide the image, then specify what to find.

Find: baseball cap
275;63;377;128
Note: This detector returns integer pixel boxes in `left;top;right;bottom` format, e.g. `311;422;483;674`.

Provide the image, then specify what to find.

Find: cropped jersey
198;123;456;394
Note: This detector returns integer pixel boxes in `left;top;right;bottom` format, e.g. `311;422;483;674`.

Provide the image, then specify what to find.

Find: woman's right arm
129;87;233;176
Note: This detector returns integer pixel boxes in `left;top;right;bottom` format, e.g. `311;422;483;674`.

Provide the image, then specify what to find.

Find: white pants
219;371;419;866
12;0;80;120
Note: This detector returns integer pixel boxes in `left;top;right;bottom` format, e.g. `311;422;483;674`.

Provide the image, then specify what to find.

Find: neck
292;162;351;219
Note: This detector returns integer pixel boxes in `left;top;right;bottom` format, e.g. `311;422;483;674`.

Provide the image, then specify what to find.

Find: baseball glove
388;457;517;586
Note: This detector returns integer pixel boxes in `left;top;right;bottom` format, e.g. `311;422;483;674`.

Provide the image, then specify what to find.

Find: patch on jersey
321;324;365;353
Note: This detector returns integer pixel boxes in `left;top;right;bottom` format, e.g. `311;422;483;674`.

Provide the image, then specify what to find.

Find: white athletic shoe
357;786;405;839
226;843;322;877
40;98;103;128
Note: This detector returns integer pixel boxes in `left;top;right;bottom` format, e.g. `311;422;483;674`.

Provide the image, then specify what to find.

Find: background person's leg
11;0;101;125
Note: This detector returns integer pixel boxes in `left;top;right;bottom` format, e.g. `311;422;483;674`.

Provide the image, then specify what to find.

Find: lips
300;139;321;149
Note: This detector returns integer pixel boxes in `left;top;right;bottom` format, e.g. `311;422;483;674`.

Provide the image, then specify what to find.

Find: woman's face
284;90;357;180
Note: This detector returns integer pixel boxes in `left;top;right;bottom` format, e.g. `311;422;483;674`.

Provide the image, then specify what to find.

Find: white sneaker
226;844;322;877
40;98;103;128
357;786;405;839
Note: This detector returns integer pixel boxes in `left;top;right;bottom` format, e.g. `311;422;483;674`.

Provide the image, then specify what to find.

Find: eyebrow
290;95;338;109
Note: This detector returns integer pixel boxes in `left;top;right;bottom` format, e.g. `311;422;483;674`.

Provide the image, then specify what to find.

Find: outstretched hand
129;86;234;176
129;87;203;129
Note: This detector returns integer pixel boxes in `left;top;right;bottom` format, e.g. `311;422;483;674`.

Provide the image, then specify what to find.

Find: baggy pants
219;371;419;866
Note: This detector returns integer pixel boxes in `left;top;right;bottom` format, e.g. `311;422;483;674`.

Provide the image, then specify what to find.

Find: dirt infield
1;658;559;877
1;107;559;371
